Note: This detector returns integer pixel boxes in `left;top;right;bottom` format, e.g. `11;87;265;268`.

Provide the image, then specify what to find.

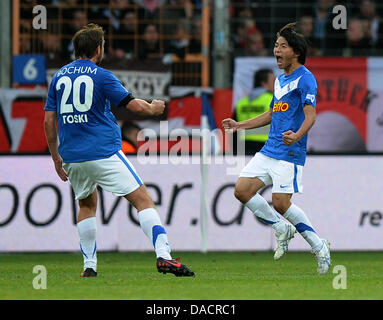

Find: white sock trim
77;216;97;232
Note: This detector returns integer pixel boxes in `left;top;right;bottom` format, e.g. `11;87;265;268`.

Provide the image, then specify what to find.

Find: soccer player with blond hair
44;24;194;277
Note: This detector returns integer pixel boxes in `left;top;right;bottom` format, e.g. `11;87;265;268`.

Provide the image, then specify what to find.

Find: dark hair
254;69;273;88
276;22;308;65
73;23;104;59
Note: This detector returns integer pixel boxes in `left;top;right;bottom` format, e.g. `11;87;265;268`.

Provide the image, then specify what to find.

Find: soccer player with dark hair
44;24;194;277
223;22;331;274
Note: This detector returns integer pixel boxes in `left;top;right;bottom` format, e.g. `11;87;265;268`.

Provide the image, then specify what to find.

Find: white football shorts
63;150;143;200
239;152;303;194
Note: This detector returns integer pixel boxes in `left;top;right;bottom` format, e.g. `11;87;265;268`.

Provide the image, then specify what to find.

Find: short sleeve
103;70;132;107
44;74;57;111
299;73;317;107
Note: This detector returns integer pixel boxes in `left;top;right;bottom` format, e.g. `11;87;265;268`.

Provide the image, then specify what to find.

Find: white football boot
314;239;331;274
274;224;296;260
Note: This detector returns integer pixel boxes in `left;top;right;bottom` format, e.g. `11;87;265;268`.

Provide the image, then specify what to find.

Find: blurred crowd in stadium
20;0;203;67
19;0;383;68
231;0;383;57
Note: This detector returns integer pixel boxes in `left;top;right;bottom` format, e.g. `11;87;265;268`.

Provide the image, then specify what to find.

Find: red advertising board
306;57;368;143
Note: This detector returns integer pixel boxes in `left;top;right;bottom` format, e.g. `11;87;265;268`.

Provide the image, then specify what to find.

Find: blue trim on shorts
115;151;143;186
293;164;298;193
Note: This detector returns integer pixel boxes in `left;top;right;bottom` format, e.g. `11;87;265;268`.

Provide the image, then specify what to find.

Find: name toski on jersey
62;114;88;124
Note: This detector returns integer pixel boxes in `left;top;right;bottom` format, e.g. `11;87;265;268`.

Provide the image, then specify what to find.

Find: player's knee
272;199;289;214
273;203;284;214
234;186;249;203
272;193;292;214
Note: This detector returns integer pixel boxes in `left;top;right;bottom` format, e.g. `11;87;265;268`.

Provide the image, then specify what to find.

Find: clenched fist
222;118;239;133
151;99;165;116
282;130;299;146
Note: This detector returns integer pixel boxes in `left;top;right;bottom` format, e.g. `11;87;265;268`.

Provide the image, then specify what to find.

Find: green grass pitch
0;251;382;300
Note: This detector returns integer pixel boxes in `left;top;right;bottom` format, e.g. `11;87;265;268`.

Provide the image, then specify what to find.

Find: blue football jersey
44;59;133;163
260;65;317;166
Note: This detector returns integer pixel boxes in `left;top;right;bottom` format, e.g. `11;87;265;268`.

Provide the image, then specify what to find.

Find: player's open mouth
276;56;282;65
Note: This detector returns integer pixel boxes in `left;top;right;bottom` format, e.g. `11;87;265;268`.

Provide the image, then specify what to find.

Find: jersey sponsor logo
272;100;289;113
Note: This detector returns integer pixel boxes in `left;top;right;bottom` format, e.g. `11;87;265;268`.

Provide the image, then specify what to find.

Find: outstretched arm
126;98;165;116
222;109;272;133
